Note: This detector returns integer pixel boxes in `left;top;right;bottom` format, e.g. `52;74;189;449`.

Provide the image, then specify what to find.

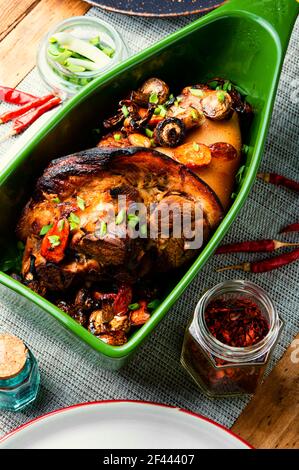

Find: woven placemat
0;7;298;438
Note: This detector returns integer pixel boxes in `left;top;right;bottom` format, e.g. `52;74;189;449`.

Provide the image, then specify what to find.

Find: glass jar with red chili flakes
181;280;283;398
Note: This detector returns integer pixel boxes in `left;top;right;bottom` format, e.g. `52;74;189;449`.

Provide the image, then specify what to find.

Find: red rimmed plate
0;400;252;449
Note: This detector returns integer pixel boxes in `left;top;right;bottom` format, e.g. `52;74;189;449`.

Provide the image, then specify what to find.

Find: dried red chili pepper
0;86;37;105
0;94;54;124
113;285;133;315
41;218;70;264
205;297;269;347
216;247;299;273
216;239;299;254
258;172;299;193
280;222;299;234
0;96;62;143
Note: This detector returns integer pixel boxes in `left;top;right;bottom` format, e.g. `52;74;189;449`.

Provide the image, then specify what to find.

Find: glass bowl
37;16;129;96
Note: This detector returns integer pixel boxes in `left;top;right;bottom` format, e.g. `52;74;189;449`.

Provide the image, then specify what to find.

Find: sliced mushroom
154;117;185;147
201;91;232;121
138;78;169;104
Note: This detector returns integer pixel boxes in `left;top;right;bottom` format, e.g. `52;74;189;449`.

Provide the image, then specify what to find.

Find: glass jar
181;280;283;398
0;334;40;411
37;16;129;97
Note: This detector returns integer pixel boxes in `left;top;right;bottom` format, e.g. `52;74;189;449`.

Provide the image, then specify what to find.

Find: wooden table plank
0;0;41;41
232;333;299;449
0;0;90;87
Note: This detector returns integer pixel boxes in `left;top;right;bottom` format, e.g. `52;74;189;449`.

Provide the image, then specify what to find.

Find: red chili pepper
280;222;299;234
0;94;54;124
216;247;299;273
216;239;299;254
0;86;37;105
205;297;269;347
113;285;133;315
13;96;62;134
258;172;299;193
41;219;70;264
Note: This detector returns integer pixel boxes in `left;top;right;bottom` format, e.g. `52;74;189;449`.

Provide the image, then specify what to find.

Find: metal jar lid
0;333;27;380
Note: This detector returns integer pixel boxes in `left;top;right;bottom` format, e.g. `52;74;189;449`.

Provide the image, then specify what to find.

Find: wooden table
0;0;298;449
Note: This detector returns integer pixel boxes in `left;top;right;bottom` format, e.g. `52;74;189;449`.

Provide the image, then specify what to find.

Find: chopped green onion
149;92;159;104
101;46;115;58
190;88;204;97
128;303;140;311
217;91;226;103
99;221;107;237
115;208;126;225
52;197;60;203
223;80;232;92
77;196;85;211
231;192;237;200
140;224;147;235
114;133;122;141
150;138;156;148
50;32;111;67
89;36;100;46
122;105;129;118
242;144;250;154
127;213;139;228
207;80;219;89
154;105;167;117
193;142;200;152
57;220;65;232
68;213;80;231
145;128;154;138
65;57;101;72
40;224;53;236
48;235;60;248
235;165;246;184
148;299;161;310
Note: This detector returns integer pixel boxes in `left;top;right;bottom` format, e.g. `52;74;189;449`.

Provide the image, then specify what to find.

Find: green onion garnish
114;133;122;141
57;220;65;232
128;303;140;311
148;299;161;310
193;143;200;152
48;235;61;248
77;196;85;211
68;213;80;231
99;221;107;237
217;91;226;103
122;105;129;118
115;208;126;225
190;88;204;97
52;197;60;203
40;224;53;236
145;128;154;138
149;92;159;104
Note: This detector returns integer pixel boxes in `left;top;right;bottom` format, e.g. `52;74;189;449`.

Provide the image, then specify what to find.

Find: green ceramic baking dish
0;0;297;369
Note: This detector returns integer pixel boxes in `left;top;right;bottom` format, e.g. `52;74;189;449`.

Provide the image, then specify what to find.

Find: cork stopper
0;333;27;380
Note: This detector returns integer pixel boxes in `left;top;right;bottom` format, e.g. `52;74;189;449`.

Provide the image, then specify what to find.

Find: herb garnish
77;196;85;210
40;224;53;236
48;235;60;248
68;212;80;230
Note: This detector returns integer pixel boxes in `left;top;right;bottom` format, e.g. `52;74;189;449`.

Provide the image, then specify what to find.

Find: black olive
154;117;185;147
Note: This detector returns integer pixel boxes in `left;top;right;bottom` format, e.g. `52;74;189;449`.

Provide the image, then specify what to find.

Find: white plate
0;401;251;449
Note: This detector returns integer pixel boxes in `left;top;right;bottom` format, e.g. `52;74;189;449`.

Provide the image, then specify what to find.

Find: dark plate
84;0;225;17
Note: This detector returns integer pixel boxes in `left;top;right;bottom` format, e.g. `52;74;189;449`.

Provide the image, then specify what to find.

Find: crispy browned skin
17;147;223;292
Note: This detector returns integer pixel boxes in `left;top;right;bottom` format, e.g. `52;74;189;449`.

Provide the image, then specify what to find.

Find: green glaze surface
0;0;297;368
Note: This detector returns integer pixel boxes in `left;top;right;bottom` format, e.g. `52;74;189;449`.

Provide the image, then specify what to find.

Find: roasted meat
17;147;223;294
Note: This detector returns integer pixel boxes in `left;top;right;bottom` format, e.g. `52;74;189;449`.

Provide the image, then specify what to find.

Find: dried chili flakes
204;297;269;347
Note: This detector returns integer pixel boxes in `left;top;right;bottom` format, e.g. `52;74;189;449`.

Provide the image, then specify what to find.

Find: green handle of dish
220;0;298;55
